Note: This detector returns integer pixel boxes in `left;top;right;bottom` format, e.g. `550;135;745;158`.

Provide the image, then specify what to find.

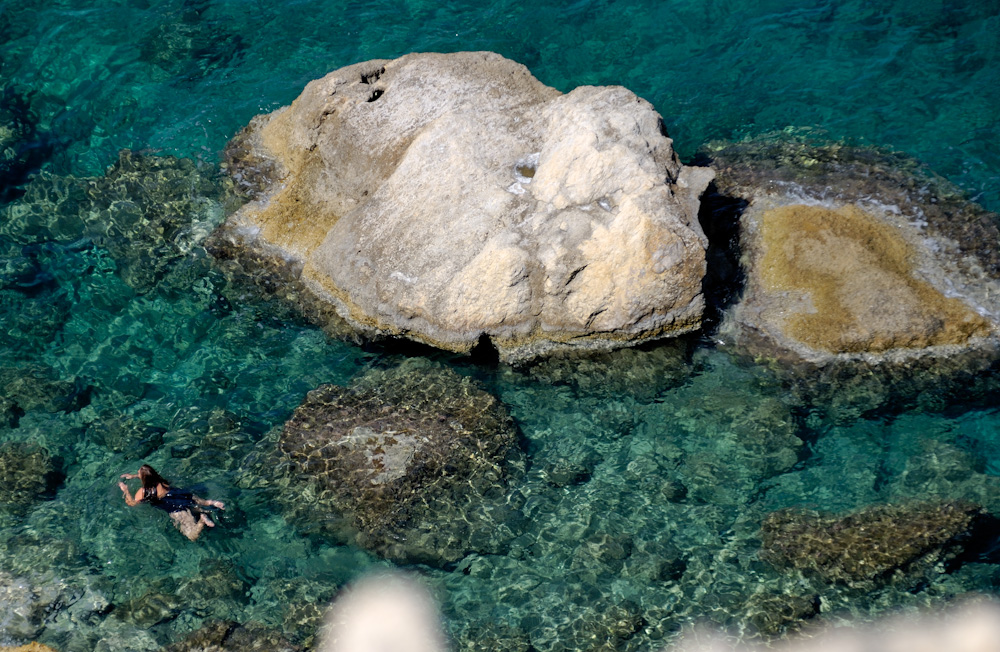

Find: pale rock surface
700;135;1000;364
216;51;713;361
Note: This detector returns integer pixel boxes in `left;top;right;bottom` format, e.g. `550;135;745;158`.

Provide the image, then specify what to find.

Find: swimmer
118;464;225;541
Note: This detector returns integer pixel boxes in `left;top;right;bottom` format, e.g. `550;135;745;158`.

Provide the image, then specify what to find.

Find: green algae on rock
214;51;714;362
760;500;983;588
268;359;525;566
700;133;1000;366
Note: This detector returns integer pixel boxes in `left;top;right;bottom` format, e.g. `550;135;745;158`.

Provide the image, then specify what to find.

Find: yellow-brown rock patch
759;204;990;354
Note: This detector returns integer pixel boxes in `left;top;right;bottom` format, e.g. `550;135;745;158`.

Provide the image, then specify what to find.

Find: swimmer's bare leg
170;511;205;541
193;495;225;510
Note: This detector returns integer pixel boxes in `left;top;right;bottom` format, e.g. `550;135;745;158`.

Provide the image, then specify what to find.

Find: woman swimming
118;464;225;541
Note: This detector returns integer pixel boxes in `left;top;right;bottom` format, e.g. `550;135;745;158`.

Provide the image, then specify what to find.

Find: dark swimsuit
143;486;198;514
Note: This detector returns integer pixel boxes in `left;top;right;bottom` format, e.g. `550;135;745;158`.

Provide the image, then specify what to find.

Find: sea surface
1;0;1000;650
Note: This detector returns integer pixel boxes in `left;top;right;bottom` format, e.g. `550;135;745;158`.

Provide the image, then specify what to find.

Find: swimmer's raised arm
119;482;141;506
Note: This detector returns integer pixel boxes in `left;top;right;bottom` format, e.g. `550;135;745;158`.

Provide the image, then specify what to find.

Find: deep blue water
2;1;1000;650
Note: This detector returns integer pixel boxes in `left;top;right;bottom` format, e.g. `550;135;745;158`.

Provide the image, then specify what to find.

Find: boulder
213;51;714;362
271;359;524;565
0;150;237;293
700;133;1000;365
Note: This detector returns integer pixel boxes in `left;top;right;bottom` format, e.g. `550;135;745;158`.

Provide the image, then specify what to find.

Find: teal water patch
2;0;1000;650
1;0;998;208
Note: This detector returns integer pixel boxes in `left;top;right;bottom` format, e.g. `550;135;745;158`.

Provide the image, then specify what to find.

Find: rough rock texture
0;150;237;293
0;644;59;652
760;500;983;588
214;51;714;362
700;133;1000;365
0;85;51;202
271;358;525;565
157;620;300;652
0;442;62;516
0;569;109;643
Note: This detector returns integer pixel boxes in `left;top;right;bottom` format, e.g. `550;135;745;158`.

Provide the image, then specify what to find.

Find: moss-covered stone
0;364;82;414
741;590;820;637
139;14;245;84
760;500;983;587
86;412;165;457
270;358;525;565
176;559;251;616
114;588;183;627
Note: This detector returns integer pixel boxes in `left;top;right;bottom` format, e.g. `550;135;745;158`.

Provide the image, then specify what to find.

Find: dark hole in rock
696;180;748;334
516;164;536;178
367;89;384;102
470;333;500;367
360;67;385;84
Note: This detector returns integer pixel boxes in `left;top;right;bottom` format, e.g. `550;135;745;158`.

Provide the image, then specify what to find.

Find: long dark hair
138;464;170;496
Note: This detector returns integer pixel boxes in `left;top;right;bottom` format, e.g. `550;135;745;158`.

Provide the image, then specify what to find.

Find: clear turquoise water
1;0;1000;650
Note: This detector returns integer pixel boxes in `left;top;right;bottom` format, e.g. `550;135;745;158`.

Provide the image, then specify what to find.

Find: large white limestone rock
216;51;713;361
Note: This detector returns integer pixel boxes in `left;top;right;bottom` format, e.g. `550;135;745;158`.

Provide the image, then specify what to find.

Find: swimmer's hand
118;481;128;492
120;473;136;479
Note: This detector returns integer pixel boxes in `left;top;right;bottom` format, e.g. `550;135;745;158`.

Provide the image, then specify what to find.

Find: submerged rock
0;442;62;516
759;500;983;588
0;364;82;415
213;51;714;362
0;150;236;293
700;133;1000;365
0;569;108;643
158;619;300;652
272;358;524;565
0;85;52;202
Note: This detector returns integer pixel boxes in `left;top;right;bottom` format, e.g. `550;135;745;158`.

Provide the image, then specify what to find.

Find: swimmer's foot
199;513;216;528
209;500;225;510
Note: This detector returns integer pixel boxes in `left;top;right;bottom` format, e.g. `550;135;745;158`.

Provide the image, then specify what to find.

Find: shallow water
2;0;1000;650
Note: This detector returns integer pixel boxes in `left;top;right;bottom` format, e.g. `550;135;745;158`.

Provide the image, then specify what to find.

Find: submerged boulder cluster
1;149;237;294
